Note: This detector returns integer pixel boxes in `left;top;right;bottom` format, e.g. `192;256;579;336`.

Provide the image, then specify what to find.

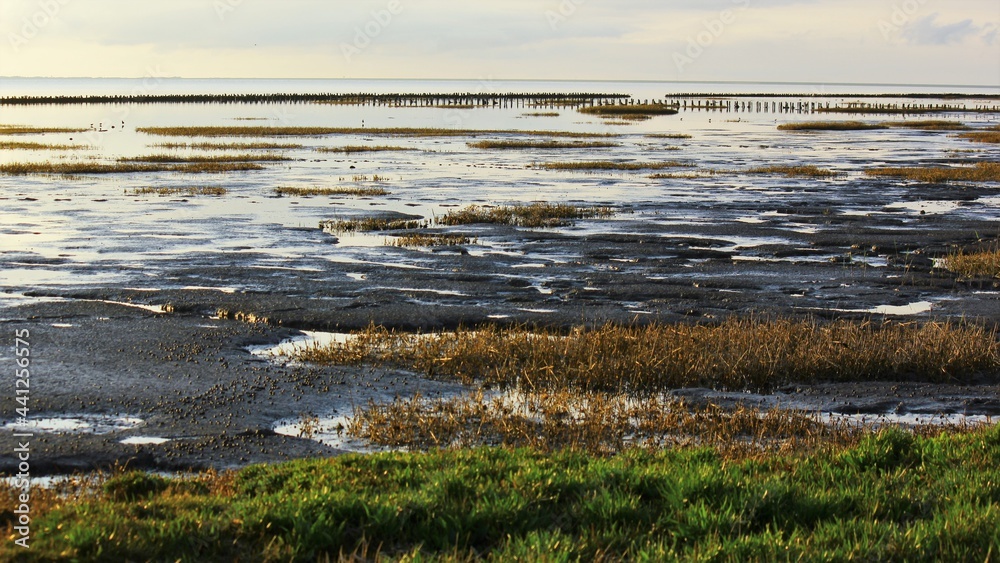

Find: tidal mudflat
1;90;999;475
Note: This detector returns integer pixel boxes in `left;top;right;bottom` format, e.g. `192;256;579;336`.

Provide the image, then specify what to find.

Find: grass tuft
436;202;614;228
778;121;888;131
127;187;227;196
317;145;415;153
534;160;692;171
137;126;615;138
943;246;1000;279
0;141;88;150
866;162;1000;183
390;233;477;247
296;319;1000;393
320;217;425;233
119;153;289;163
882;120;971;131
0;161;264;175
275;186;389;197
958;131;1000;144
579;104;679;117
744;165;838;178
0;124;87;134
468;140;618;150
150;142;303;150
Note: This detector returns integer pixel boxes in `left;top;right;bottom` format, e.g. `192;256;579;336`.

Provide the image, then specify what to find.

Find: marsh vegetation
436;202;614;228
468;140;618;150
534;160;692;171
866;162;1000;183
275;186;390;197
0;161;265;175
137;126;615;138
126;186;228;196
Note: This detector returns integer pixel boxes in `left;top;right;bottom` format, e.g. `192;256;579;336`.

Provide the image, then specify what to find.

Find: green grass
136;126;614;138
468;140;618;150
317;145;415;153
5;426;998;561
275;186;390;197
0;161;265;175
778;121;889;131
127;187;228;196
579;103;680;117
866;162;1000;183
535;160;692;171
436;202;614;228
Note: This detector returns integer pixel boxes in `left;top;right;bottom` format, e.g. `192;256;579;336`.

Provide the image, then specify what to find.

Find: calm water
1;78;998;294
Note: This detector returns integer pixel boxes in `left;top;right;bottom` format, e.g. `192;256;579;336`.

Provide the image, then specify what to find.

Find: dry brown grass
320;217;425;233
317;145;415;153
436;202;614;228
468;140;618;150
646;133;692;139
579;104;679;117
119;153;288;163
744;165;838;178
150;142;303;150
275;186;389;197
0;125;87;134
137;126;614;138
778;121;888;131
958;131;1000;144
0;141;88;150
865;162;1000;183
297;319;1000;393
127;187;227;196
534;161;692;171
390;233;477;247
348;389;860;457
882;120;971;131
943;247;1000;279
0;161;264;175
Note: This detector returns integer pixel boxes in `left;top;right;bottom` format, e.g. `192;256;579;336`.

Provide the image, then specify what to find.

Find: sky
1;0;998;86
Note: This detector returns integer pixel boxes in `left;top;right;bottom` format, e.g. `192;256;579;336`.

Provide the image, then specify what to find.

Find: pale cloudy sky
2;0;998;86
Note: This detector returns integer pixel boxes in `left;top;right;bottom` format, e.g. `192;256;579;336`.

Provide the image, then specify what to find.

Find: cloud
902;13;980;45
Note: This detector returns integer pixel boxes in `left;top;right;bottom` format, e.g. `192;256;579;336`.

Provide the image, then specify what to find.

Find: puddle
800;301;935;316
248;330;354;358
273;414;394;453
2;415;144;434
120;436;171;445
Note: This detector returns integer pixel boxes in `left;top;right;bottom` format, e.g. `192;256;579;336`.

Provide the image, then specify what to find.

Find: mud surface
2;95;999;474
